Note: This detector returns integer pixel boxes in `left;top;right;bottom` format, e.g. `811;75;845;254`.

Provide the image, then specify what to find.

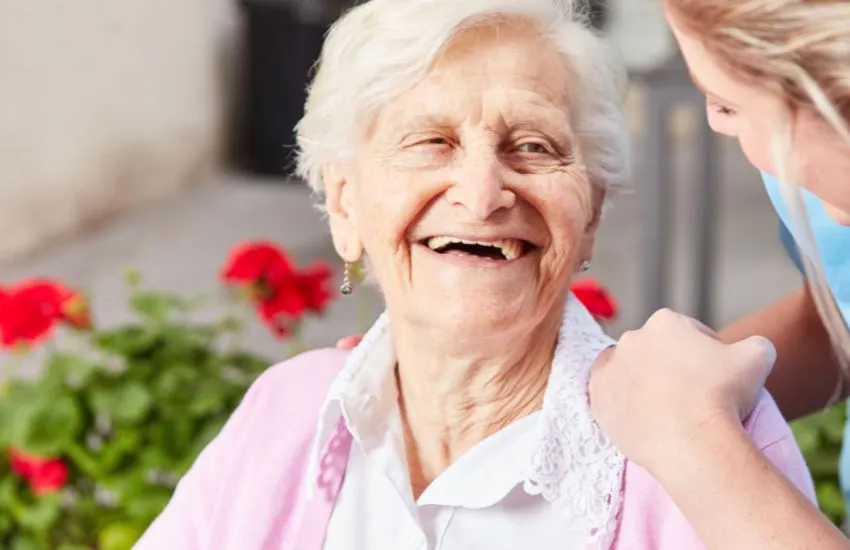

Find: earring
579;260;591;273
340;262;354;295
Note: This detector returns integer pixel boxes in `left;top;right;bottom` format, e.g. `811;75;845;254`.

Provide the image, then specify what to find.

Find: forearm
720;285;844;421
654;421;848;550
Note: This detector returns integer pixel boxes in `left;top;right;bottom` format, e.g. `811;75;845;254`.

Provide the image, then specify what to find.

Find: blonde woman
589;0;850;548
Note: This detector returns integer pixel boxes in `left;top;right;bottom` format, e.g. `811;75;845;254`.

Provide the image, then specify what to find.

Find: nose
444;152;516;220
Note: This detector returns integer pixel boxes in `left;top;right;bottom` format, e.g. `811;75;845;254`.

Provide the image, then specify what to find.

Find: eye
516;141;550;154
413;136;452;147
707;100;736;117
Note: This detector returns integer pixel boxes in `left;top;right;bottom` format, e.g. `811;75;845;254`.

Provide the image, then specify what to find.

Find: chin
408;292;545;338
822;202;850;227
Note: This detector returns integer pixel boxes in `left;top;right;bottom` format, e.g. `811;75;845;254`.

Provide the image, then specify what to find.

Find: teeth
425;236;524;260
500;239;522;260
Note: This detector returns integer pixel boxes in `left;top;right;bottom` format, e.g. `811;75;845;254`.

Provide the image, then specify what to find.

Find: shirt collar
308;294;622;548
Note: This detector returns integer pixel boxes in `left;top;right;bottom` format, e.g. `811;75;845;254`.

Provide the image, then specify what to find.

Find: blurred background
0;0;800;358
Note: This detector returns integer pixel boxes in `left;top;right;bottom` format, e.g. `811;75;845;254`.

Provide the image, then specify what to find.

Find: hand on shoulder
589;308;777;475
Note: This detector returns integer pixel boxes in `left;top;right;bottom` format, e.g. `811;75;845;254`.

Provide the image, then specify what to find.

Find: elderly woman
135;0;815;548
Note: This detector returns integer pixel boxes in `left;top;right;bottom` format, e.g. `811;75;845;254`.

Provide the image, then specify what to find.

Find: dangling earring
579;260;591;273
340;261;354;295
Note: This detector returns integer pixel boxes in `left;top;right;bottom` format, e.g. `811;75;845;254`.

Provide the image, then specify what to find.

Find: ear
579;186;606;265
323;163;364;262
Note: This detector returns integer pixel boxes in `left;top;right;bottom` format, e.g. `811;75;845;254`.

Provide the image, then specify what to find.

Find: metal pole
692;107;719;325
641;86;673;318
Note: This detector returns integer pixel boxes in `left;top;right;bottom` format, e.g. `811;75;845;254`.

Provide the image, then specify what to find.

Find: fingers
335;335;363;350
646;308;720;340
729;335;777;382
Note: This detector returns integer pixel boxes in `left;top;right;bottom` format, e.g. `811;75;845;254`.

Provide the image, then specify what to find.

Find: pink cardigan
134;349;816;549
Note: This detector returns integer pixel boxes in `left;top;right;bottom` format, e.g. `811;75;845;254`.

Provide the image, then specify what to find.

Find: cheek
351;169;434;256
737;125;774;174
525;173;593;262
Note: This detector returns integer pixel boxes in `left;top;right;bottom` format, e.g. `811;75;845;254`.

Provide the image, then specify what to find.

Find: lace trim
523;296;623;548
316;297;624;548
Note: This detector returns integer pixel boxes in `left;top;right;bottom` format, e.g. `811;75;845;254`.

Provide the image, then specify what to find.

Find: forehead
670;23;764;106
373;20;573;133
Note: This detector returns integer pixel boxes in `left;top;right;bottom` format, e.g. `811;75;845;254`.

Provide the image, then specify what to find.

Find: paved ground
0;113;801;373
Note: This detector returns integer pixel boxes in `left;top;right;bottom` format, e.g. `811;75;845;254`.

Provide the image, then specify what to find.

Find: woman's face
325;22;601;337
667;15;850;225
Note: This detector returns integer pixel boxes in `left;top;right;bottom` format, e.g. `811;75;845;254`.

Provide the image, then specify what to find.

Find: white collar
308;295;623;547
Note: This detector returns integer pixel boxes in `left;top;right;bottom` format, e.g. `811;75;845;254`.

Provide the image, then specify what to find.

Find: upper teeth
425;236;524;260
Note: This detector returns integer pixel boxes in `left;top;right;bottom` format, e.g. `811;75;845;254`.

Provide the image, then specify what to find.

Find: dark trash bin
240;0;348;178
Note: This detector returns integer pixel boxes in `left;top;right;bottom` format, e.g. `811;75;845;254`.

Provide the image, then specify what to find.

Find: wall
0;0;241;262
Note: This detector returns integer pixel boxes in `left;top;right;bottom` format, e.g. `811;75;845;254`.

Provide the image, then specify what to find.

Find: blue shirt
763;171;850;501
764;172;850;324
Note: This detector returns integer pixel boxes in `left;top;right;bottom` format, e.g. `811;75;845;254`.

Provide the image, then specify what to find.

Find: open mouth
422;236;532;261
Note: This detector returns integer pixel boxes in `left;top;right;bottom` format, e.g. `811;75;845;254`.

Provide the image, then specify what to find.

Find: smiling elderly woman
135;1;815;549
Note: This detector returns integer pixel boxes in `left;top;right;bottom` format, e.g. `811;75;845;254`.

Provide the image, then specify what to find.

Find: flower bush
0;241;334;550
791;403;847;526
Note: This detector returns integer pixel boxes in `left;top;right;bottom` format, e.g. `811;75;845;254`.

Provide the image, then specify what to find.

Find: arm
589;309;849;550
653;418;847;550
719;284;845;421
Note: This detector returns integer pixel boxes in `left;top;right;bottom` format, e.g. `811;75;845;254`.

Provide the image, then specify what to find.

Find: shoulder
615;391;815;547
241;348;350;419
207;348;350;450
743;389;798;451
254;348;350;393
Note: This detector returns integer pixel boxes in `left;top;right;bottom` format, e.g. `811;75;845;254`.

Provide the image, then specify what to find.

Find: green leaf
95;326;160;357
98;522;143;550
65;442;105;479
13;494;60;533
0;511;12;535
20;394;83;456
130;292;188;324
123;491;171;524
791;423;819;455
89;382;153;425
187;381;226;418
816;482;846;525
10;536;44;550
97;430;143;472
46;353;98;387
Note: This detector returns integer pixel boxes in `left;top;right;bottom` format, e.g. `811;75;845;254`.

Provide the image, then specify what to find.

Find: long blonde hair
664;0;850;400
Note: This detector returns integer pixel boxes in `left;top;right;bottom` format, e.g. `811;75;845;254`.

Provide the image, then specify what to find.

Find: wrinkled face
668;15;850;224
324;21;602;336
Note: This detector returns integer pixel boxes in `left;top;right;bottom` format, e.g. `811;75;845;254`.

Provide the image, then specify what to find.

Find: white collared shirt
312;297;622;550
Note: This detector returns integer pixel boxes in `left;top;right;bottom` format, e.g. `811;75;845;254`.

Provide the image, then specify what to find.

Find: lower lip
414;243;537;268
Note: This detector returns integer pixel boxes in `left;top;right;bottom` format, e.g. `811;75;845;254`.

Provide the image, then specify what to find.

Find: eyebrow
687;70;739;107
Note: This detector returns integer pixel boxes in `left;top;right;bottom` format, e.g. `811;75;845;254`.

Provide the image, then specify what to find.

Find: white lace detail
522;296;623;548
312;297;624;547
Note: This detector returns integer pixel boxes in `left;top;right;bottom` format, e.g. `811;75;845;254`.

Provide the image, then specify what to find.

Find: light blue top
762;171;850;500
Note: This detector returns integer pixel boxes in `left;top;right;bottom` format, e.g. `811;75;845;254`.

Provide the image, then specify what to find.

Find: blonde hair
664;0;850;400
295;0;630;199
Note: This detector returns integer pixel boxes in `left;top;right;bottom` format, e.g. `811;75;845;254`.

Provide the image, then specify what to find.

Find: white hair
295;0;630;198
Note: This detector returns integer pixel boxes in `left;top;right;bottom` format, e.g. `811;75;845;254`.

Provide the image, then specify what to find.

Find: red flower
296;262;333;313
221;241;336;338
221;241;294;288
257;262;334;337
8;448;69;495
0;279;91;349
570;278;618;322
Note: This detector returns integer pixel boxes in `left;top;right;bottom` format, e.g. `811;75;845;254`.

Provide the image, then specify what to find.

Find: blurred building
0;0;241;262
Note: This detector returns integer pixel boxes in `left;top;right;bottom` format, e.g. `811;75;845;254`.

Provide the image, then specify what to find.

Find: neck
391;306;563;498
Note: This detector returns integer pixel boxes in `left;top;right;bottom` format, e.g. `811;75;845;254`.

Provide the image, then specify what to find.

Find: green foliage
0;278;272;549
791;401;847;526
